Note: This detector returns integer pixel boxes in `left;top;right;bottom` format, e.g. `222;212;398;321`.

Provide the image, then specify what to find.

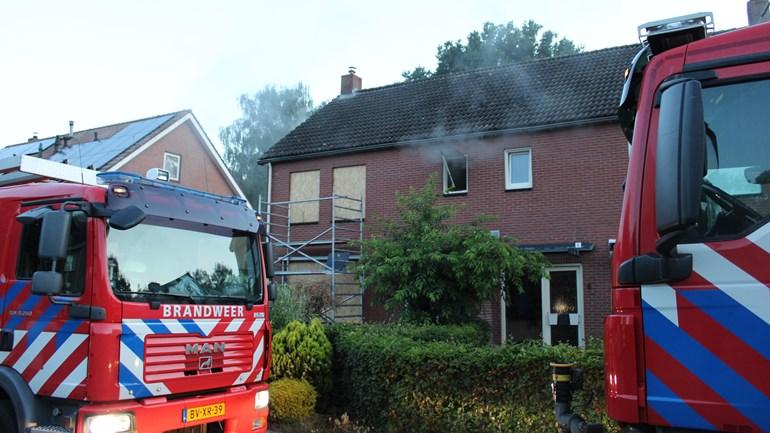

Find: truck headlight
84;413;135;433
255;390;269;409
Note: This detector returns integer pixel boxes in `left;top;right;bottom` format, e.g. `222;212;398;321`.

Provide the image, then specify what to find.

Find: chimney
748;0;770;25
341;66;362;95
27;132;39;143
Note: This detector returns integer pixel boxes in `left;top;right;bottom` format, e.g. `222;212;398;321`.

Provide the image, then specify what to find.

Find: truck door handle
69;304;106;321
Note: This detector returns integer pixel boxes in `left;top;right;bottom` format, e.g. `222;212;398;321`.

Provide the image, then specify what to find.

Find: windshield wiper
117;291;200;305
196;294;260;306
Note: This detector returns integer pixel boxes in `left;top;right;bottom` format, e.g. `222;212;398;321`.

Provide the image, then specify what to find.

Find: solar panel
48;114;174;169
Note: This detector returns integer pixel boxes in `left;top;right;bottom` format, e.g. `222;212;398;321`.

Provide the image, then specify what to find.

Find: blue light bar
97;171;247;206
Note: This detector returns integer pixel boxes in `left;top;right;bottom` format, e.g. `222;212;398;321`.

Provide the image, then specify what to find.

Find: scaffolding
258;194;364;323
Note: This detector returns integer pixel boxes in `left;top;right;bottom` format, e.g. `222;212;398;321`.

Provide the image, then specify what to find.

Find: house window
163;152;181;181
442;154;468;194
333;165;366;221
289;170;320;223
505;148;532;190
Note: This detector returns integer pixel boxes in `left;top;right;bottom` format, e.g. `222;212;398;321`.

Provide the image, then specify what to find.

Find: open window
442;153;468;195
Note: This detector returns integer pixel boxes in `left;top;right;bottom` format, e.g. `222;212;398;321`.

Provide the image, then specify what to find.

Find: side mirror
262;242;275;279
656;79;706;254
32;271;64;296
268;282;277;302
619;79;704;285
109;206;145;230
39;211;71;260
32;210;72;296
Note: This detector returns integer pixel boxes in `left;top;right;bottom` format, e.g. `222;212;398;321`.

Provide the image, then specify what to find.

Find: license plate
184;402;225;422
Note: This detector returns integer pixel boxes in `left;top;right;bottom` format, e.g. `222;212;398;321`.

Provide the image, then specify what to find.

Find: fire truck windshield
106;219;262;304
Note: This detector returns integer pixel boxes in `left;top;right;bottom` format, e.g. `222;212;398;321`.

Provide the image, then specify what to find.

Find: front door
542;265;584;347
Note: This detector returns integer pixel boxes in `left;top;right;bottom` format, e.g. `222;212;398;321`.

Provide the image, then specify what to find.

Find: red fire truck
0;155;275;433
553;11;770;433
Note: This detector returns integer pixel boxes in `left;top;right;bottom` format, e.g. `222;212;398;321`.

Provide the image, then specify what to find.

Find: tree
355;177;547;324
400;66;433;82
402;20;582;81
220;84;314;205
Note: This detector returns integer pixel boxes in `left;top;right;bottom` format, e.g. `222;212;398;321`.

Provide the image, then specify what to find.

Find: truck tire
0;401;17;433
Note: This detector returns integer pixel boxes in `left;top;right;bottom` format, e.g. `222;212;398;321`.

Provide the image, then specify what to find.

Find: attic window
163;152;181;181
442;154;468;195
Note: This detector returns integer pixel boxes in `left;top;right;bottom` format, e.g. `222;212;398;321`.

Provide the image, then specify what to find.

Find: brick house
0;110;243;198
260;45;639;345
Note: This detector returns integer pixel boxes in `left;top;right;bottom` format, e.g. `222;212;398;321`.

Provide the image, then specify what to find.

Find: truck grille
143;333;253;382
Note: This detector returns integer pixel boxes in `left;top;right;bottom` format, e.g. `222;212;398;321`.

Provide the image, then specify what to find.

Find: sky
0;1;752;152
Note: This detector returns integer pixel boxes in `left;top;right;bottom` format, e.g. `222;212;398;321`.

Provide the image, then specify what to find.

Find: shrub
269;378;317;423
326;324;613;433
326;322;490;347
272;319;333;396
354;176;547;324
269;284;309;330
294;281;333;316
269;282;334;330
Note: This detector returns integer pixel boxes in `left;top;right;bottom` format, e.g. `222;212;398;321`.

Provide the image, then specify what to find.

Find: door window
16;210;87;296
697;79;770;239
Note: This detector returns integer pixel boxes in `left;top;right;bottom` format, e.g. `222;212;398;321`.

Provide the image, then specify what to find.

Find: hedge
327;322;490;347
325;324;614;433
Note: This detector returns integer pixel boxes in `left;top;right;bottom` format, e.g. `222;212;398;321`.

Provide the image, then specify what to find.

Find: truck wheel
0;401;17;433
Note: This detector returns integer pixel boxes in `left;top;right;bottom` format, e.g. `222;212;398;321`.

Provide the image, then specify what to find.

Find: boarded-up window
290;170;320;223
333;165;366;221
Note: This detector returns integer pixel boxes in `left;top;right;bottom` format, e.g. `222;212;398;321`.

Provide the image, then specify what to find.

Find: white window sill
505;183;532;191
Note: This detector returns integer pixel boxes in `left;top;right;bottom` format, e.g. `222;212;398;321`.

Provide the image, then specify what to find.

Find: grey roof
0;112;182;169
261;44;640;162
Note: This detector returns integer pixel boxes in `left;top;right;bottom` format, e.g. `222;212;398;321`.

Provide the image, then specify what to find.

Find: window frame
442;153;469;195
163;152;181;182
681;75;770;243
504;148;533;190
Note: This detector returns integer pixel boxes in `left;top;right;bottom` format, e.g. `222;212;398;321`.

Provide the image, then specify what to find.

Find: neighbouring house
0;110;244;198
260;45;639;345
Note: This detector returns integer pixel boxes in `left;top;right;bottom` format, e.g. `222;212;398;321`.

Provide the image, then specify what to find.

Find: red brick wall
269;123;628;341
117;120;235;196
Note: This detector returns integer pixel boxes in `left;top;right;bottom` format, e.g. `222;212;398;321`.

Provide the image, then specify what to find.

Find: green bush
326;324;613;433
270;284;309;330
326;322;490;347
269;378;317;423
272;319;333;396
354;176;547;324
269;283;334;330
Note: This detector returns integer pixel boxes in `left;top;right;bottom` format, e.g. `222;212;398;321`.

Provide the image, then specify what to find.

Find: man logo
185;342;225;355
199;356;213;370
